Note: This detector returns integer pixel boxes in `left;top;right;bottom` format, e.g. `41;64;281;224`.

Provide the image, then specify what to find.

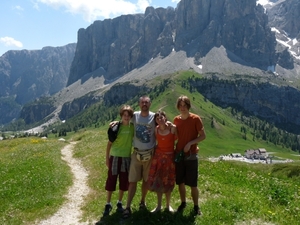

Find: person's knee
129;182;137;187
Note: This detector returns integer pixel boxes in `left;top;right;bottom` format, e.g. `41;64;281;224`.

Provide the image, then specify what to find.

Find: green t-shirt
110;123;134;157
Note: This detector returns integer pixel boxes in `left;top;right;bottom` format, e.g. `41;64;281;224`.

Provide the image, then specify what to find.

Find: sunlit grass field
0;137;71;225
2;127;298;225
74;128;300;225
1;70;300;224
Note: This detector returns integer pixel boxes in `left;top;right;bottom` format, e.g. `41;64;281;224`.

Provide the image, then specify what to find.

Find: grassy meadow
0;137;71;224
1;71;300;224
1;127;299;225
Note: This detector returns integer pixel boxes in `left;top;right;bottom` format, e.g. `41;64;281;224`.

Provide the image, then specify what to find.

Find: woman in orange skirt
147;111;177;212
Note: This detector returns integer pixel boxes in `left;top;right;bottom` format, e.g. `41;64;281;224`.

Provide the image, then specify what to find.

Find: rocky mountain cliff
267;0;300;39
0;44;76;124
265;0;300;77
67;0;287;86
1;0;300;132
191;76;300;133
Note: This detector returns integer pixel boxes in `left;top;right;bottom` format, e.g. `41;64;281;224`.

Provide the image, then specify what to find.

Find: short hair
176;95;191;110
139;96;151;103
119;105;134;117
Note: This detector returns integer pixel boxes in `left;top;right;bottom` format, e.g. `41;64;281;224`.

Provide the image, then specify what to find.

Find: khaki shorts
128;152;152;182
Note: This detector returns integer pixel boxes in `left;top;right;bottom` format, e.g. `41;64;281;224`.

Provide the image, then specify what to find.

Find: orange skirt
147;151;175;193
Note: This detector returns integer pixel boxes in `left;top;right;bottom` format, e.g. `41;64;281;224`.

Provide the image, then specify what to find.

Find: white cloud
0;37;23;48
171;0;180;3
14;5;24;11
36;0;152;22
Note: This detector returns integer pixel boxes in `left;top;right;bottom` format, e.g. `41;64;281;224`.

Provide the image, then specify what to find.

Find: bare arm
109;121;118;127
171;125;177;136
183;129;206;153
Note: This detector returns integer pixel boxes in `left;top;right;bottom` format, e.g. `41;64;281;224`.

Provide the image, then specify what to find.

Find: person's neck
159;124;166;130
180;112;190;120
140;110;149;117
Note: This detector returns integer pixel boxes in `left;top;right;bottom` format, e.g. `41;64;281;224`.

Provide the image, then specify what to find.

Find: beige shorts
128;151;152;182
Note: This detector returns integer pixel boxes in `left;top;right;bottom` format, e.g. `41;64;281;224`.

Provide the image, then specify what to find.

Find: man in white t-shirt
122;96;156;219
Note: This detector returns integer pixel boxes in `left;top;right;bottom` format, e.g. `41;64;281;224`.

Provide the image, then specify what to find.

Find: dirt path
36;142;90;225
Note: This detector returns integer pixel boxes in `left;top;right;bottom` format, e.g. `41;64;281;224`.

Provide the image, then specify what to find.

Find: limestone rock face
67;7;176;85
3;0;300;128
266;0;300;70
19;101;56;125
0;44;76;124
192;78;300;133
174;0;276;68
267;0;300;38
68;0;279;85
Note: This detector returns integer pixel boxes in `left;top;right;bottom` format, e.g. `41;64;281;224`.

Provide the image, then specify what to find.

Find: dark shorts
175;158;198;187
105;156;129;192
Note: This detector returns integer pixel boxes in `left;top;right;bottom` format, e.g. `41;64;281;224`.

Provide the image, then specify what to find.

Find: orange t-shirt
173;113;204;155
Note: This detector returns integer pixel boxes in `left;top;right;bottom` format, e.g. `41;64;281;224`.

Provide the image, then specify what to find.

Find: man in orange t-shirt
173;95;206;216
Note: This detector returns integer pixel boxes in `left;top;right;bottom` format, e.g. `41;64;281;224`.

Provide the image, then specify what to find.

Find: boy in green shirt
103;105;134;217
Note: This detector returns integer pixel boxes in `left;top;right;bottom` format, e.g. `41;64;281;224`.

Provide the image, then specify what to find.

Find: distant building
244;148;268;160
230;153;242;158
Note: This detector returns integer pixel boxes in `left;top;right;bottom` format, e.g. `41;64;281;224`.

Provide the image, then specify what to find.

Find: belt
134;147;153;152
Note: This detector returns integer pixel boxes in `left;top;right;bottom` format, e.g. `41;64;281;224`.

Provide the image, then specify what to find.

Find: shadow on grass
95;208;198;225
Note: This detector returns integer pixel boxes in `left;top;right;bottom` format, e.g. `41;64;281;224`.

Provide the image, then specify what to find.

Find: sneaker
176;202;186;212
139;201;147;210
116;202;124;213
194;205;202;216
103;204;112;216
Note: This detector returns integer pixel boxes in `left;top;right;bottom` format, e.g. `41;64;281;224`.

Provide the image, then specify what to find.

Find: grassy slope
72;127;300;225
0;138;71;225
1;71;299;224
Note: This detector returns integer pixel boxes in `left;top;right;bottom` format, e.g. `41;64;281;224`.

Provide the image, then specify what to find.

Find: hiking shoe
176;202;186;212
116;202;124;213
194;205;202;216
139;201;147;210
103;204;112;216
122;207;132;219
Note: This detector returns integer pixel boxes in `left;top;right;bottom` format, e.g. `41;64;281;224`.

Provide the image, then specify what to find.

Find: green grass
1;71;300;224
1;127;299;225
0;137;72;225
72;128;300;225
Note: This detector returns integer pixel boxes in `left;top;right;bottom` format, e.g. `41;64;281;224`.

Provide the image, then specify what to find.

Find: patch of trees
185;75;300;153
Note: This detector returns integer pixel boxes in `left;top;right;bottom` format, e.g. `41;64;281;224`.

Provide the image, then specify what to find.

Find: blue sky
0;0;180;56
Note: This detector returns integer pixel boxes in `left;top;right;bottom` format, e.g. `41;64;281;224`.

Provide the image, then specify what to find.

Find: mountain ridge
1;0;300;132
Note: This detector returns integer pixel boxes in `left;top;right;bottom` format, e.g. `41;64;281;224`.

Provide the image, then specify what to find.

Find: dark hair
176;95;191;110
119;105;134;117
154;111;167;126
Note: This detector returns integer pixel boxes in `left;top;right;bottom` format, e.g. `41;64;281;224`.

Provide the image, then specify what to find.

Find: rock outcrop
0;44;76;124
191;77;300;133
67;0;280;86
267;0;300;38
